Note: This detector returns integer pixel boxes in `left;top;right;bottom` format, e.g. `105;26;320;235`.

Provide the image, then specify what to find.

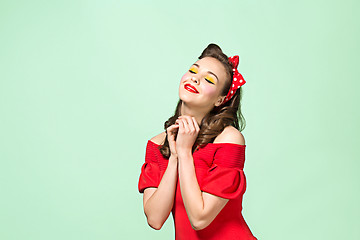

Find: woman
138;43;257;240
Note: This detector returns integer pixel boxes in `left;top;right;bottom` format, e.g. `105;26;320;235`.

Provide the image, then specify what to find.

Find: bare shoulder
213;125;245;145
149;131;166;145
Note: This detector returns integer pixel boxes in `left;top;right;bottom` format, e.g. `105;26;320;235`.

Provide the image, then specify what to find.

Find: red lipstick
184;84;199;94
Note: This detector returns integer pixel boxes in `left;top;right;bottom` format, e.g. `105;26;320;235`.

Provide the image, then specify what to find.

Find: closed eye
205;78;215;84
189;68;214;84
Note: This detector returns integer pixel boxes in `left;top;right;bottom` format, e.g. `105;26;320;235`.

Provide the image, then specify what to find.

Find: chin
179;94;193;104
179;89;197;103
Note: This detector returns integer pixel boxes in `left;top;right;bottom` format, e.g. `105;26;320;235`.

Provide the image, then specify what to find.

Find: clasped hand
166;115;200;157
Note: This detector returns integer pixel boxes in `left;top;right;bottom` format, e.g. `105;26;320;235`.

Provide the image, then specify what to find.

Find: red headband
222;55;246;105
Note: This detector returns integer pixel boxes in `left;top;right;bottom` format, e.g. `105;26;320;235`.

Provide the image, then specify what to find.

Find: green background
1;0;359;239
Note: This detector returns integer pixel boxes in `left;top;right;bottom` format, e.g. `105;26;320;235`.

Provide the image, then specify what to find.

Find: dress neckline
148;139;246;147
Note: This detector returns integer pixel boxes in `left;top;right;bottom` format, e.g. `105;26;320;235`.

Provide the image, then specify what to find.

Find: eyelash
189;69;214;85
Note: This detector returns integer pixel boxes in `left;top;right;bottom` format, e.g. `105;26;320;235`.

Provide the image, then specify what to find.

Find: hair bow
222;55;246;104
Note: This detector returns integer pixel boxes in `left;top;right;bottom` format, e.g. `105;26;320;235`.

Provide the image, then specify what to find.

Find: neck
180;101;211;126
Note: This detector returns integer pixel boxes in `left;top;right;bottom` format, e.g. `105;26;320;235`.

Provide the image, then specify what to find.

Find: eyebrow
192;63;219;82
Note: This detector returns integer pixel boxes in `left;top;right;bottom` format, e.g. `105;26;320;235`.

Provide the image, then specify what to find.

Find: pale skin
142;57;245;230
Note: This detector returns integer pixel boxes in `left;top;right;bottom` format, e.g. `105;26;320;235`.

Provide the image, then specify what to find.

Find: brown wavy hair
159;43;246;158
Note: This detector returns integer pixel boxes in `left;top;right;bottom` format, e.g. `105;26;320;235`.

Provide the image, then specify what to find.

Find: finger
166;125;178;132
183;116;195;132
180;118;190;133
191;117;200;132
167;124;179;134
178;118;185;132
169;123;180;128
168;126;179;134
167;124;178;130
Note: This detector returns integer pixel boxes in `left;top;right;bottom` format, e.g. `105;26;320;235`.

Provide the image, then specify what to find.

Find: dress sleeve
200;144;247;200
138;142;162;193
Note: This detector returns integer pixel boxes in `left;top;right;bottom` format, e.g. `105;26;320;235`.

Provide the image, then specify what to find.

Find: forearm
144;155;178;228
178;151;204;228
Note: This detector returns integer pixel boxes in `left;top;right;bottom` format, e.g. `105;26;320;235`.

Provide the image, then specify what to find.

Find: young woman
138;43;257;240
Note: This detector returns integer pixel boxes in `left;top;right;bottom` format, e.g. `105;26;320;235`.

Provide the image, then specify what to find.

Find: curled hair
159;43;246;158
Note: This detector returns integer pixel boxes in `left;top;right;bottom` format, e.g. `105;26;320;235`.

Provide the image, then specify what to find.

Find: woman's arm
143;154;178;230
176;117;244;230
178;153;229;230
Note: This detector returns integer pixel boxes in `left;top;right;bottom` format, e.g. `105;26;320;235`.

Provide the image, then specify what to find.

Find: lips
184;84;199;94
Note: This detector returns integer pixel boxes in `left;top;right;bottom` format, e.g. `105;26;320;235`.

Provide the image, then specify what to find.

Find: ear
214;95;226;107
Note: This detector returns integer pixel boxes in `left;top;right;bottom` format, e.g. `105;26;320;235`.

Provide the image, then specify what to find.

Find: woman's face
179;57;229;108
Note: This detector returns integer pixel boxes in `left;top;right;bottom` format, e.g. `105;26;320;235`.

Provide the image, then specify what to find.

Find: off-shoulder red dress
138;140;257;240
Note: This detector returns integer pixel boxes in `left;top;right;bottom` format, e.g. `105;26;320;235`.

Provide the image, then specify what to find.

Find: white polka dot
240;79;243;82
238;86;240;88
234;78;237;81
232;84;234;87
231;91;233;94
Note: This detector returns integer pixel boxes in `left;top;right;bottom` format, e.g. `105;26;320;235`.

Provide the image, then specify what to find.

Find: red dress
138;140;257;240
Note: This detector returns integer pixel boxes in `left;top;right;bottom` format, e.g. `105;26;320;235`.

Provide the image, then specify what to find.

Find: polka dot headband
222;55;246;105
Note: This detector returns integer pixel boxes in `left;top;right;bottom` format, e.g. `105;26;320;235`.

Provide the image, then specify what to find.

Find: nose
191;76;199;84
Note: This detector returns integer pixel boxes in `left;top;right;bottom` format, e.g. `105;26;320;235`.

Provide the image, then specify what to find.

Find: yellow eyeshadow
189;67;197;73
206;76;215;84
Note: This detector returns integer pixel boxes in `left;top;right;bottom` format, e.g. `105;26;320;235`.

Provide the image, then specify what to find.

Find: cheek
202;85;218;97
